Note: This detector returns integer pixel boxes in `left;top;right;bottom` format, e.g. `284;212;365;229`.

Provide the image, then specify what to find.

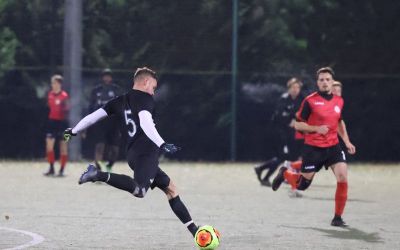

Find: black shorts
126;148;170;193
301;144;346;173
283;139;304;161
275;128;303;161
46;119;68;139
89;117;121;145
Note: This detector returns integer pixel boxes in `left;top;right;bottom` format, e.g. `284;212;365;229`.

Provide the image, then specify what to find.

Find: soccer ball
194;225;220;250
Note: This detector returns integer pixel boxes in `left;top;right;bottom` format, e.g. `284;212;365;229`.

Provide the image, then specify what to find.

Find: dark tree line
2;0;399;75
0;0;399;161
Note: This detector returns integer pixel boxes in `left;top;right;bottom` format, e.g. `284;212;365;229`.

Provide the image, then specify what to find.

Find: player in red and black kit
44;75;70;176
271;67;356;227
275;80;345;197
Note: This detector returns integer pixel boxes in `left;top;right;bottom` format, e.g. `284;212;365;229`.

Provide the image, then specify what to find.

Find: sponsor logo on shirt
314;101;324;105
304;165;315;170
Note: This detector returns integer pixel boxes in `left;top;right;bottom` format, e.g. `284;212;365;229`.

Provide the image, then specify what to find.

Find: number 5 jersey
102;89;162;154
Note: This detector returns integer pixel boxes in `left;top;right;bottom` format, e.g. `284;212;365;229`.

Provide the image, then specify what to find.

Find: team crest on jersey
334;105;341;113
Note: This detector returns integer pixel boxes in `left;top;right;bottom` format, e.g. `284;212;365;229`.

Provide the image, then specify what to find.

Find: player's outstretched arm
138;110;180;154
63;108;108;141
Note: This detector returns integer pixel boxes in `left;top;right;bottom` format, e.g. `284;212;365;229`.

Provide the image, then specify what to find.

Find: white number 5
124;109;136;137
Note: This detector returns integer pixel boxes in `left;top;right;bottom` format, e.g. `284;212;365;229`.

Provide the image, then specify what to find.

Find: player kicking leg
77;147;199;236
63;67;199;237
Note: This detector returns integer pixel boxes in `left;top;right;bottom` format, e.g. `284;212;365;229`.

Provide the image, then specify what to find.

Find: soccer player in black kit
64;67;199;237
88;68;122;172
254;78;304;186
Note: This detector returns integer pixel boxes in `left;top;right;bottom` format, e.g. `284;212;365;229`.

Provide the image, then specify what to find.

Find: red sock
291;160;302;171
60;154;68;169
47;151;55;164
335;182;348;216
284;170;300;190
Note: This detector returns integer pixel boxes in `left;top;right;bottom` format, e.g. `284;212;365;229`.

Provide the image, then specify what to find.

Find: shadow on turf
282;225;384;243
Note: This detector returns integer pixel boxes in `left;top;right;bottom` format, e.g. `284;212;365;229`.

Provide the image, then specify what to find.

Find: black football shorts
126;148;170;193
46;119;68;139
301;144;346;173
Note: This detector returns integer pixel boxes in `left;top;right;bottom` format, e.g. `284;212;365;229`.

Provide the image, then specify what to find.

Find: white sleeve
72;108;108;134
138;110;165;147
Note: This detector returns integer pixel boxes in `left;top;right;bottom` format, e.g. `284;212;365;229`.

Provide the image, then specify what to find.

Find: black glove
160;143;181;154
63;128;77;142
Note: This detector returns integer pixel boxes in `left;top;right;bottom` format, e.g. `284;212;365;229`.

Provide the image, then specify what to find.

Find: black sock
187;223;198;237
100;172;135;193
96;171;109;182
169;196;197;236
256;163;268;172
258;157;278;170
263;158;280;181
296;176;312;191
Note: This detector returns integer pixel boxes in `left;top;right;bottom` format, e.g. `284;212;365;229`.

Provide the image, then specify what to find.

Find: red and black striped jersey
48;90;69;120
296;91;343;148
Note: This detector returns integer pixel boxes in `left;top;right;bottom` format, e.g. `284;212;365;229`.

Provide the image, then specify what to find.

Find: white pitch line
0;227;45;250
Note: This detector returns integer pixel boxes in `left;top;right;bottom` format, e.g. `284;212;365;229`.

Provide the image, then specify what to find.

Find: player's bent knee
132;193;145;198
297;176;313;191
132;185;148;198
165;181;178;198
332;164;348;182
336;174;347;183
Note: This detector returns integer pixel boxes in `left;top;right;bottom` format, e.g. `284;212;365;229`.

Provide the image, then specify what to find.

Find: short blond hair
287;77;303;88
333;81;342;87
133;67;157;83
51;74;63;84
